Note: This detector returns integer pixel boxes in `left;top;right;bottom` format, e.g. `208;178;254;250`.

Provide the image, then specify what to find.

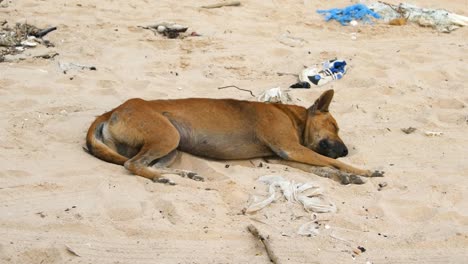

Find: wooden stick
33;52;59;59
217;85;255;97
247;224;281;264
65;244;81;257
33;27;57;38
201;1;241;9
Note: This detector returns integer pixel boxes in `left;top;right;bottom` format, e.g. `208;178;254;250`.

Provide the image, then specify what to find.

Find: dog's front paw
339;174;366;185
154;177;176;185
187;172;204;182
349;175;366;184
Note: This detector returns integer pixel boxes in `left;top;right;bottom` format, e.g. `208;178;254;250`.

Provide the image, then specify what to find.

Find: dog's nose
342;146;348;157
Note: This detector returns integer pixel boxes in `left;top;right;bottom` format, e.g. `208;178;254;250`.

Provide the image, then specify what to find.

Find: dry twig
217;85;255;97
247;224;281;264
201;1;241;9
65;245;80;257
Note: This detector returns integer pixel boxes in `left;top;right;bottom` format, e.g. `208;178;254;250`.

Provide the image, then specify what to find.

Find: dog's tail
85;112;128;165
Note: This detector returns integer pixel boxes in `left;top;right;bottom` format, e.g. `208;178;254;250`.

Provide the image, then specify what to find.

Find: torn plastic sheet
246;175;337;214
370;2;468;32
257;87;291;103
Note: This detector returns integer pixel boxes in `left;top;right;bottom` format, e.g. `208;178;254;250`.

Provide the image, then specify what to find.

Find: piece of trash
290;59;347;88
33;52;59;59
201;1;241;9
32;26;57;38
59;62;97;74
317;4;381;26
357;246;366;253
401;127;416;134
389;18;408;26
65;245;80;257
141;22;189;39
424;131;443;137
0;22;57;62
378;182;387;191
370;2;468;33
35;212;46;218
298;221;320;237
324;224;331;229
190;31;202;37
20;36;38;47
245;175;337;214
257;87;291;103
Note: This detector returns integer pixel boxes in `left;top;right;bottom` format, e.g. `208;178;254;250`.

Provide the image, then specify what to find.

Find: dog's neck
272;104;308;144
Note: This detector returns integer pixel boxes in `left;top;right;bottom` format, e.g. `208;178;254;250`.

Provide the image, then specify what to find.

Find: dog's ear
308;89;334;113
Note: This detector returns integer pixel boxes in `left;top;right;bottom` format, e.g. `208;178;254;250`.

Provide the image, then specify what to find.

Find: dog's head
303;89;348;159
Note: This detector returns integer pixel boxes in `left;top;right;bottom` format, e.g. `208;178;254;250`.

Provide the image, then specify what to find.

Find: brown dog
86;89;383;184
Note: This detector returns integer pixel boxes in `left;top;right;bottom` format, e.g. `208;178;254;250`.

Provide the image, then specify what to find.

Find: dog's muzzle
318;139;348;159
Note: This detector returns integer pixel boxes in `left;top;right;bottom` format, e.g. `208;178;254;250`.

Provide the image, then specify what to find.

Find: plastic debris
246;175;337;214
290;59;347;88
317;4;381;26
1;22;57;62
58;62;97;74
424;131;443;137
257;87;291;103
370;2;468;33
141;22;190;39
401;127;417;134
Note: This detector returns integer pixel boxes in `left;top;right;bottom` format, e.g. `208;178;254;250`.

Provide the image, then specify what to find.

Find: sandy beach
1;0;467;263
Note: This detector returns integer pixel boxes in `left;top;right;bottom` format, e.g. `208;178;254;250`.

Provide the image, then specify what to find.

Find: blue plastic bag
317;4;381;25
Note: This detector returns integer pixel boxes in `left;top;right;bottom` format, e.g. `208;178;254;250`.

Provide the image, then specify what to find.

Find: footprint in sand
92;80;119;96
432;98;466;124
98;79;117;88
153;198;180;225
437;112;466;125
384;199;438;222
105;202;144;222
434;98;465;109
3;169;31;178
14;247;63;264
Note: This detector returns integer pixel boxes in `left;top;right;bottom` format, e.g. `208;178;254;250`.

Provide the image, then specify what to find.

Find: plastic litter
246;175;337;214
424;131;443;137
257;87;291;103
317;4;381;26
370;2;468;33
290;59;347;88
141;22;189;39
58;62;97;74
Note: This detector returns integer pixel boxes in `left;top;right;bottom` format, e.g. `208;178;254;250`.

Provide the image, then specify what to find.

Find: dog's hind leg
109;105;201;184
124;141;203;184
149;150;204;182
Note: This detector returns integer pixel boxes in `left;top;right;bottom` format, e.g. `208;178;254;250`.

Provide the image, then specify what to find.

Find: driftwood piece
201;1;241;9
33;26;57;38
217;85;255;97
247;224;281;264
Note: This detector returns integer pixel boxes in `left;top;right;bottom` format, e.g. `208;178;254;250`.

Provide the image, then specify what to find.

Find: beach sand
0;0;467;263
